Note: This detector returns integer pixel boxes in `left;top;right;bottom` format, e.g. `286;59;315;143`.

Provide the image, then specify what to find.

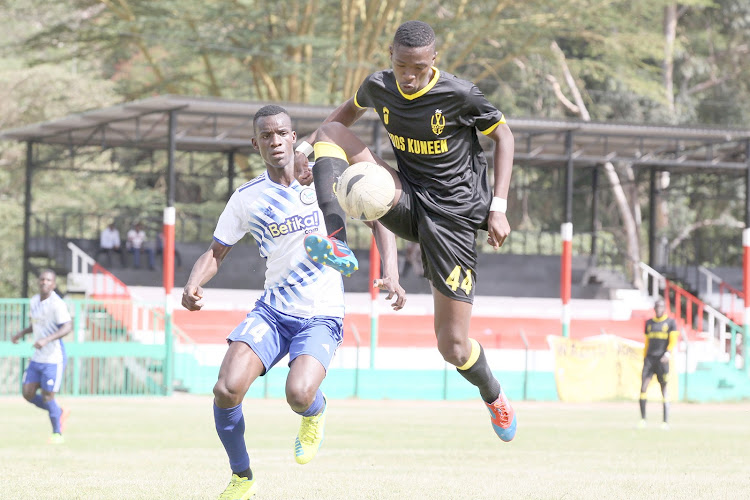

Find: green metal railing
0;298;174;396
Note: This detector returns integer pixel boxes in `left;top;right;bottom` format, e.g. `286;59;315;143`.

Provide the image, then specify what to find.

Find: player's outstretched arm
487;123;514;249
11;326;32;344
303;99;368;146
366;220;406;311
182;241;232;311
322;98;367;128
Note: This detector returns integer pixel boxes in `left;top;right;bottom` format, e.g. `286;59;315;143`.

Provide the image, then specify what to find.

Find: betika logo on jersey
268;212;320;237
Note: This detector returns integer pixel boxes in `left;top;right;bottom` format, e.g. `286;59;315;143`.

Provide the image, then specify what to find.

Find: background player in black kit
639;298;679;429
300;20;516;441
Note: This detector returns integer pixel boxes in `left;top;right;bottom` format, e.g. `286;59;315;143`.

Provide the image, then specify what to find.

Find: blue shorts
23;360;65;393
227;301;343;375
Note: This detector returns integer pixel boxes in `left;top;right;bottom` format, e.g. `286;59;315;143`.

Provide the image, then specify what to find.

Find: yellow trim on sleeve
666;331;679;351
313;141;348;162
457;338;481;371
353;91;366;109
480;115;507;135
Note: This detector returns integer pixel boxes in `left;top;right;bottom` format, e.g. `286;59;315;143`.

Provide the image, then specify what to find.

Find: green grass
2;396;749;499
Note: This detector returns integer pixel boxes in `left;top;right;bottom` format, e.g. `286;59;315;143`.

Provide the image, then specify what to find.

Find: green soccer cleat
49;433;64;444
218;474;257;500
637;419;647;429
304;234;358;277
294;399;327;465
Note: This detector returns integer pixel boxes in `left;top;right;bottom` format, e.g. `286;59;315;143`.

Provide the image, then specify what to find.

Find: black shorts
642;355;669;385
379;173;478;303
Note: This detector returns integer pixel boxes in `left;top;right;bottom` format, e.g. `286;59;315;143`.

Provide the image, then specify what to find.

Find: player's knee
285;380;316;412
437;338;469;367
213;379;243;407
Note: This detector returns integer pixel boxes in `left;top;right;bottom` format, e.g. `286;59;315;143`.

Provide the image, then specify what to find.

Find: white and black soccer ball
335;161;395;221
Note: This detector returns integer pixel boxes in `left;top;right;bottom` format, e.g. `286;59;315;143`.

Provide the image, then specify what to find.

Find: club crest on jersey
431;109;445;135
382;107;390;125
268;212;320;237
300;187;316;205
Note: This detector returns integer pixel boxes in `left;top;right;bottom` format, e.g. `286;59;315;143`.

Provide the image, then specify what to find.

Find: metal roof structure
2;95;748;297
2;94;749;172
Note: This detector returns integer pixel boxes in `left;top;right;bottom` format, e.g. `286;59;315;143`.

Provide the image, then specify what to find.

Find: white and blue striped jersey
213;172;345;319
29;291;72;364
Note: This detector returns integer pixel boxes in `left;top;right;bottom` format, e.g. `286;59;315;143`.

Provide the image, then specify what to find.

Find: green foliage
0;0;748;294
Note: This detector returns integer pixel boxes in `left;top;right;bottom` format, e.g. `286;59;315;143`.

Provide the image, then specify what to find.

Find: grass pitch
2;395;749;499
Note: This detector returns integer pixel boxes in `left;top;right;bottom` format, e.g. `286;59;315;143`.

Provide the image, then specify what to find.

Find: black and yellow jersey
353;67;506;227
644;315;679;357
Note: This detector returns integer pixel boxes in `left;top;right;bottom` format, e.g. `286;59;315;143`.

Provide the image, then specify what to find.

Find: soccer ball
335;161;395;221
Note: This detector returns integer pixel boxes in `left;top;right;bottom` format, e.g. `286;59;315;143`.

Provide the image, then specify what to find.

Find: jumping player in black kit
639;298;678;429
299;20;516;441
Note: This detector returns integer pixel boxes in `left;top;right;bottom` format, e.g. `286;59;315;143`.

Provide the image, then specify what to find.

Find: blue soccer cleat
304;234;359;277
485;389;517;442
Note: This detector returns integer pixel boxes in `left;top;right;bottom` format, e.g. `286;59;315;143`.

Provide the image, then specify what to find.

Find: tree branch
545;75;580;114
668;218;744;252
550;40;590;121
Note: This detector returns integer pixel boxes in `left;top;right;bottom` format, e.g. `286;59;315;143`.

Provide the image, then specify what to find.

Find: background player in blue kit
11;269;72;444
300;20;517;442
181;105;404;500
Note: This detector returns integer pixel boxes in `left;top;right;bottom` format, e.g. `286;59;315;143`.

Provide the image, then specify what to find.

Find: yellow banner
547;335;678;402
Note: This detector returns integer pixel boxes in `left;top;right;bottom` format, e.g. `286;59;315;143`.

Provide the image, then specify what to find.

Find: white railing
637;262;741;365
637;262;665;301
702;304;735;362
698;266;743;319
66;242;97;293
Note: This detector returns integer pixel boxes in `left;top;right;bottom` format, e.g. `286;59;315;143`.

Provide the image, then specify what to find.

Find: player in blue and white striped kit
182;105;405;500
12;269;72;444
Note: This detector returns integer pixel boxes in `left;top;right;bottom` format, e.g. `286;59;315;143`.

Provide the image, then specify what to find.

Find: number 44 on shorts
445;265;473;295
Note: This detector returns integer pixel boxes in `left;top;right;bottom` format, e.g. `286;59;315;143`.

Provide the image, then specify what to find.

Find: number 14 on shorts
239;319;270;344
445;265;473;295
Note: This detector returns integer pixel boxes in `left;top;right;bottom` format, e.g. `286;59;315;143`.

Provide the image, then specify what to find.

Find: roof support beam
564;130;574;224
648;167;658;268
22;141;33;297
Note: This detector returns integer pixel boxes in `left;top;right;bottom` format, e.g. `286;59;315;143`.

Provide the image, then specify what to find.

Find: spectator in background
96;222;125;268
638;298;679;430
126;222;155;270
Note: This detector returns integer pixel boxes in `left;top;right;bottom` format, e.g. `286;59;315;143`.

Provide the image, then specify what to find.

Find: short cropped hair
40;268;56;279
253;104;289;131
393;20;435;49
